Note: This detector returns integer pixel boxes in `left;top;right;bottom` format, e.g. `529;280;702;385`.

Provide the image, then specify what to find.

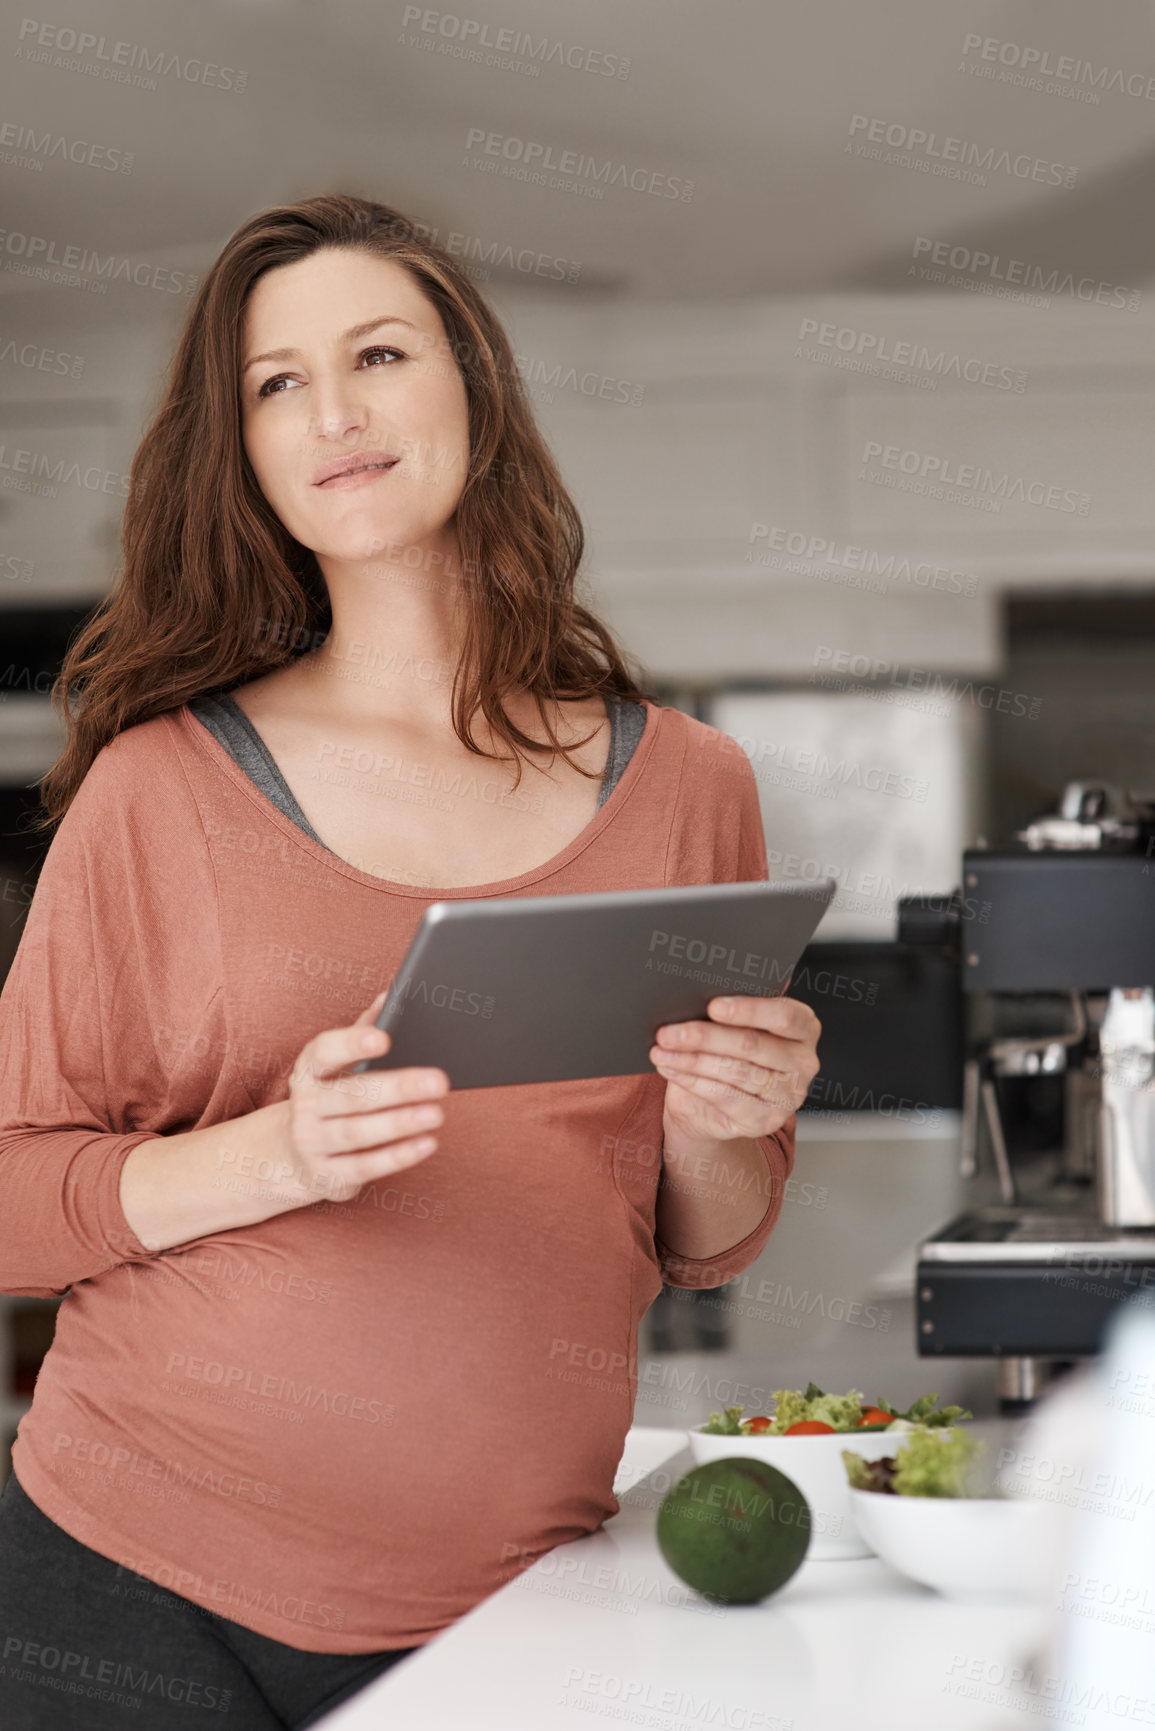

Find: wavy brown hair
32;192;655;833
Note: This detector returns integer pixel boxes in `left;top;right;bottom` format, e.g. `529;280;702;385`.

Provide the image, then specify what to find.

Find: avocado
656;1457;811;1603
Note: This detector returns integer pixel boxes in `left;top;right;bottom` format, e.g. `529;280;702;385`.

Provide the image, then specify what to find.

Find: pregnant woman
0;194;820;1729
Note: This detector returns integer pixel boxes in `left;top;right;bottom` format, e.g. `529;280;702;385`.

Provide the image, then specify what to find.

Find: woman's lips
316;459;399;490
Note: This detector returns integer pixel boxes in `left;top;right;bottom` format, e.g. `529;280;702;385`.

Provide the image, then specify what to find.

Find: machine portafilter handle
960;1057;980;1179
958;1054;1017;1202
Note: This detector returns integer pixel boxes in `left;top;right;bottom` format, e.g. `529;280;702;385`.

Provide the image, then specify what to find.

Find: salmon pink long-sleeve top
0;697;795;1653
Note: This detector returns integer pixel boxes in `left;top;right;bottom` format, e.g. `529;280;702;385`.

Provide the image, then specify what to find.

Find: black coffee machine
907;784;1155;1408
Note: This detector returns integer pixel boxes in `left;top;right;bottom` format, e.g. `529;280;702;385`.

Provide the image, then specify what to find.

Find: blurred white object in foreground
1008;1299;1155;1729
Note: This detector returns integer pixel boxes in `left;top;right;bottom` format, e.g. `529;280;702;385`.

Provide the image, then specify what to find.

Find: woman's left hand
650;994;821;1144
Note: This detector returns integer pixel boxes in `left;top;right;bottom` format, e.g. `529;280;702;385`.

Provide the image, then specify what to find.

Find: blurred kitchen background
4;0;1155;1473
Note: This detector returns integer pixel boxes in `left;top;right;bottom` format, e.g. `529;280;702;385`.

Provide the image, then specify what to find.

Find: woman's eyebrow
242;315;418;373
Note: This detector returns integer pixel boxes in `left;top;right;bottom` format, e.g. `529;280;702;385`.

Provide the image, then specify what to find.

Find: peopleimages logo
960;34;1155;102
847;114;1077;188
0;1636;232;1713
0;226;197;295
0;442;135;497
400;8;631;79
462;129;694;200
0;120;134;173
811;646;1042;719
51;1431;282;1508
797;318;1027;393
746;523;979;596
15;19;248;93
162;1353;390;1422
0;336;84;376
710;730;930;804
392;976;495;1017
909;236;1141;311
647;928;791;988
860;440;1091;515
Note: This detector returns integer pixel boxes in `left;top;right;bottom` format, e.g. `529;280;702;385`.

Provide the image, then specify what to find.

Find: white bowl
687;1426;907;1559
847;1487;1060;1599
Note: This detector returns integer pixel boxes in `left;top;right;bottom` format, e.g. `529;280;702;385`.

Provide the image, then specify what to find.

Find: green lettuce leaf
891;1427;984;1497
875;1392;972;1428
700;1405;745;1435
767;1385;864;1433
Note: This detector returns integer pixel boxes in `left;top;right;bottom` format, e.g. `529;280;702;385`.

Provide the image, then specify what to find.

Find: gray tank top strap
597;691;647;810
189;690;647;845
188;693;328;847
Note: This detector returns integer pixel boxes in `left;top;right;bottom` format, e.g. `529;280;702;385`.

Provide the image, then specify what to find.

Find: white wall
492;287;1155;680
6;284;1152;809
10;282;1154;641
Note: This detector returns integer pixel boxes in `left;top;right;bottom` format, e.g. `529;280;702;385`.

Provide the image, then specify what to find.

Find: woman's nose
307;378;378;445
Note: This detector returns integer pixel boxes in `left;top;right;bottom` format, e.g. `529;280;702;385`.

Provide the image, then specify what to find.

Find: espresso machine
906;783;1155;1407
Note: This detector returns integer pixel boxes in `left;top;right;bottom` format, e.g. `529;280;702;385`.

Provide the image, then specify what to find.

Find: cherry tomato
858;1407;892;1427
743;1415;773;1434
783;1420;835;1435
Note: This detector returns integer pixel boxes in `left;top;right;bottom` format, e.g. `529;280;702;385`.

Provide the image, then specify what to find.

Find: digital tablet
350;877;836;1091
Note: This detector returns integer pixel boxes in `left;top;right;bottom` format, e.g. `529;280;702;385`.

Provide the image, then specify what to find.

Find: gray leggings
0;1471;417;1728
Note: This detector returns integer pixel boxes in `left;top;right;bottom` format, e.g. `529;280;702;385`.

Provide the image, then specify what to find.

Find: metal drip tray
1006;1217;1129;1243
917;1206;1155;1357
920;1208;1155;1263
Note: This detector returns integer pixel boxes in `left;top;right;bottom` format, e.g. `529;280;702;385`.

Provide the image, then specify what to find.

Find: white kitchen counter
316;1426;1054;1730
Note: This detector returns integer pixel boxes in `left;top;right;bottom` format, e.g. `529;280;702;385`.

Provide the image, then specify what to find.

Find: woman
0;194;820;1728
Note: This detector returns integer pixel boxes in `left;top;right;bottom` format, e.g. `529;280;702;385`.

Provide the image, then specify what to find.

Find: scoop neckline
176;696;663;899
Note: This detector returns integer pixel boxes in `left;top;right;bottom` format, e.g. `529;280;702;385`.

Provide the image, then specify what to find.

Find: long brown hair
32;193;655;833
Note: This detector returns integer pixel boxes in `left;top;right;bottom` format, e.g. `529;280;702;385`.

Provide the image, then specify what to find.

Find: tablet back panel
354;878;835;1090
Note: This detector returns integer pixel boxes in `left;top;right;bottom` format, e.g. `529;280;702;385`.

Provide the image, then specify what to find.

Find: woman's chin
307;523;433;566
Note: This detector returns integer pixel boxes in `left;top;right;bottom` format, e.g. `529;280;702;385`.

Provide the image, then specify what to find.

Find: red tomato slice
783;1420;836;1435
858;1408;892;1427
743;1415;773;1434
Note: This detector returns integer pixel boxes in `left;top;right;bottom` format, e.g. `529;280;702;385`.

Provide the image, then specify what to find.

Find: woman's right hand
283;990;449;1206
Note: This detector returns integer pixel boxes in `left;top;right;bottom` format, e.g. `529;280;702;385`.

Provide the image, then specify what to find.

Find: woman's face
239;248;472;566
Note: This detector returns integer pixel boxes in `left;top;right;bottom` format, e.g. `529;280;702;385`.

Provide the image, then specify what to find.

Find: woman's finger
297;1020;392;1083
651;1044;775;1094
292;1101;444;1161
654;1022;802;1073
354;989;389;1024
305;1134;442;1192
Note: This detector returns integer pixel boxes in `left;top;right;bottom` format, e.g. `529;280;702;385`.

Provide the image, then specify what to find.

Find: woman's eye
362;345;403;368
255;346;404;400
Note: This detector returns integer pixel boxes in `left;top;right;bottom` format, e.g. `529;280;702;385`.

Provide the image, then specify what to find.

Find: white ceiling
3;0;1155;315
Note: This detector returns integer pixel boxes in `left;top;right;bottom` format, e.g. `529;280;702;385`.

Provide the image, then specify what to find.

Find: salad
842;1427;984;1498
700;1382;971;1437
